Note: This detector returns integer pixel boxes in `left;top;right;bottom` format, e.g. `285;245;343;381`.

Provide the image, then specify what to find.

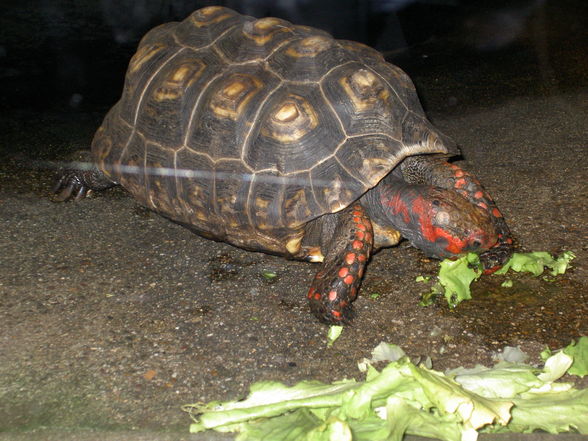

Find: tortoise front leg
307;204;373;324
401;155;513;272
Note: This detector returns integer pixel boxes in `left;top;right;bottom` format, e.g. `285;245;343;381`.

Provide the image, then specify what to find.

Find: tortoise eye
471;240;482;249
432;200;440;207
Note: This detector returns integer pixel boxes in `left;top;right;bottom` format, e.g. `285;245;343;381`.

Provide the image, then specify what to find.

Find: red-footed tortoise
55;6;513;323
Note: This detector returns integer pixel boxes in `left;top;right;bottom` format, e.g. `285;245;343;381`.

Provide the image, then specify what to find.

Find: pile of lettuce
184;339;587;441
418;251;576;308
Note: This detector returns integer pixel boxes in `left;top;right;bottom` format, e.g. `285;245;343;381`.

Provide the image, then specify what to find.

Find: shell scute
335;135;404;187
116;132;147;198
143;142;179;215
174;7;247;49
281;172;321;228
322;62;406;139
213;159;253;230
185;65;281;161
174;149;215;228
309;158;367;213
216;17;295;62
118;43;180;126
266;35;349;82
244;84;345;174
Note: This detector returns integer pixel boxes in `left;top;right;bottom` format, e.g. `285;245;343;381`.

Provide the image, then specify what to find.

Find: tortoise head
379;182;498;259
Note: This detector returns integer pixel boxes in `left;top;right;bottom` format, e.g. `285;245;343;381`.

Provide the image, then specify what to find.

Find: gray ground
0;1;587;440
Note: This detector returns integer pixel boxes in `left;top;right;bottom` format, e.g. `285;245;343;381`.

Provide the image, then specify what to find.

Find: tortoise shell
92;6;457;257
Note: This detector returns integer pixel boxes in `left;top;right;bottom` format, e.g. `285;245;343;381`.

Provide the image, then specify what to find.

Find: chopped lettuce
327;326;343;347
437;253;483;307
494;251;576;276
422;251;575;308
184;339;588;440
542;337;588;377
564;337;588;377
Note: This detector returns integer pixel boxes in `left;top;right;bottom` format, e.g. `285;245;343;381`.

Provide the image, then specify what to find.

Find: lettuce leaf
563;337;588;377
184;340;588;440
427;251;575;308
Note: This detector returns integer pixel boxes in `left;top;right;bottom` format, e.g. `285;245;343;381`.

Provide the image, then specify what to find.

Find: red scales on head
380;182;498;260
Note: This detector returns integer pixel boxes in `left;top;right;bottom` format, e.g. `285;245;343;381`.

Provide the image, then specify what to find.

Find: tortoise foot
53;171;93;201
53;157;117;202
307;205;373;324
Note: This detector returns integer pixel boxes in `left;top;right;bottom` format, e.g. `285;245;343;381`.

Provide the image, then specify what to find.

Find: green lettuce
437;253;483;307
422;251;575;308
184;339;588;441
327;326;343;347
542;336;588;378
494;251;576;276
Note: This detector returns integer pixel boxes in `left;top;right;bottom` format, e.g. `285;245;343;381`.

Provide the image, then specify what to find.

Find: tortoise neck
360;177;402;229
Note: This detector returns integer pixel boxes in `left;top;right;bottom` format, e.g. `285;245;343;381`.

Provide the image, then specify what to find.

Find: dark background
2;0;585;115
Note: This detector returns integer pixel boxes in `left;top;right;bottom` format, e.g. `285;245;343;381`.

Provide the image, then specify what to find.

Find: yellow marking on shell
255;197;270;209
210;74;263;120
361;157;391;183
329;200;349;213
154;87;180;101
284;188;311;226
243;17;290;45
189;7;233;28
274;102;298;122
339;69;389;111
154;61;207;101
225;81;246;98
286;235;303;254
323;175;343;211
286;36;332;58
188;185;207;209
194;210;208;222
129;44;164;74
261;95;318;142
173;65;191;82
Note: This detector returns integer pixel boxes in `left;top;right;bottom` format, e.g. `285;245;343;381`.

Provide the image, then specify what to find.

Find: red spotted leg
400;156;513;273
307;204;373;324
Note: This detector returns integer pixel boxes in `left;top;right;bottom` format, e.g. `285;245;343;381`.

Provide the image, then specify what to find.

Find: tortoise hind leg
53;151;117;201
307;204;373;324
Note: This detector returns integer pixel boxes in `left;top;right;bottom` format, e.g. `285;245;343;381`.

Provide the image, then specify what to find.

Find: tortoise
55;6;513;323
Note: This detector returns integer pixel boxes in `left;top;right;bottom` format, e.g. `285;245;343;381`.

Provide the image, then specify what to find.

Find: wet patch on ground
451;275;587;349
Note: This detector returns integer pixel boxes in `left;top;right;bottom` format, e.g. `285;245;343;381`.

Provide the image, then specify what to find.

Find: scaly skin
307;204;373;323
379;179;498;259
309;163;511;323
53;152;117;202
401;156;513;273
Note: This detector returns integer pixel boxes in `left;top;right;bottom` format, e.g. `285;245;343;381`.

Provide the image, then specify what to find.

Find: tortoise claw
53;171;90;202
